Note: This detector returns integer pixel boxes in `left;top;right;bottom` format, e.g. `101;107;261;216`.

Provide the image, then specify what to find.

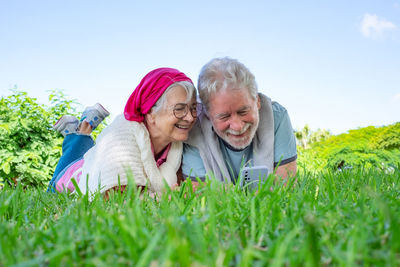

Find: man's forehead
209;91;254;112
210;87;250;98
210;88;254;103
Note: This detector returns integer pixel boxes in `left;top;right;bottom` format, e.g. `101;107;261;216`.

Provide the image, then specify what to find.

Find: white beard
219;117;259;150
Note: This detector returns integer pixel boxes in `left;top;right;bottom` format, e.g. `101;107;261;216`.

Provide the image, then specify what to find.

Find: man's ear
257;95;261;110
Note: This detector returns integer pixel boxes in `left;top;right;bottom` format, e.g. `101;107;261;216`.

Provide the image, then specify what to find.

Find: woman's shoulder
110;114;139;127
101;114;146;136
90;114;148;153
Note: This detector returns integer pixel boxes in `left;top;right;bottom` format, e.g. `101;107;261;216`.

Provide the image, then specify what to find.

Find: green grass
1;169;400;266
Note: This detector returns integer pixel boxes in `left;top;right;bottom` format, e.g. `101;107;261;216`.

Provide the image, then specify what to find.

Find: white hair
151;81;196;114
198;57;258;110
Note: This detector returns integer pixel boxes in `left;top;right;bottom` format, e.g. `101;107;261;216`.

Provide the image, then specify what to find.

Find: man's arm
182;144;207;181
272;102;297;183
275;160;297;181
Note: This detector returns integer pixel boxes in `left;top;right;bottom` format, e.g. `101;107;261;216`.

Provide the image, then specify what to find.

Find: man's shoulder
271;101;287;115
258;93;287;118
258;96;288;125
270;101;290;126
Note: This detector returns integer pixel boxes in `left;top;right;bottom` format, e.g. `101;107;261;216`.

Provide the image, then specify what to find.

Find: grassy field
1;169;399;266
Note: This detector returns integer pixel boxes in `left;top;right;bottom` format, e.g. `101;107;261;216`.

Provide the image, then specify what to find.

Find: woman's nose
182;110;195;122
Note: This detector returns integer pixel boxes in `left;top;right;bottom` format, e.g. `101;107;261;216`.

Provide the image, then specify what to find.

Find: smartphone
239;165;269;190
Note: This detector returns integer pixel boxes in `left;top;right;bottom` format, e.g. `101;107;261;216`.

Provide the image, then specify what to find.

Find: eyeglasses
173;103;202;119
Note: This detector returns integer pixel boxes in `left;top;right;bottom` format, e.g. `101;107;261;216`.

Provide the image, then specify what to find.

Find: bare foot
78;121;93;134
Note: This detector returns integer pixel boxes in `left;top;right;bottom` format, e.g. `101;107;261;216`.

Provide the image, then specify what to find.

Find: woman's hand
171;180;202;192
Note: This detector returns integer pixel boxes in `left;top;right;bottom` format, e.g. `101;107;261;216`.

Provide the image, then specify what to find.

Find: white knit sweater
77;114;182;197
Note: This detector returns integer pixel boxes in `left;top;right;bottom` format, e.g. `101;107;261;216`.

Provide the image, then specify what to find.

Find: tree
295;125;331;149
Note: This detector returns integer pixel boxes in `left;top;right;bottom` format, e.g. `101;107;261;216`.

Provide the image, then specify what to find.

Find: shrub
298;124;400;172
0;89;78;188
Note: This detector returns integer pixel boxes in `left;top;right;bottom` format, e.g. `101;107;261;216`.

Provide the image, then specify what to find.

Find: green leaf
2;161;10;174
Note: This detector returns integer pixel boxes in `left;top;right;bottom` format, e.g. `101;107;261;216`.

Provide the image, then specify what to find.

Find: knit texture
77;114;182;196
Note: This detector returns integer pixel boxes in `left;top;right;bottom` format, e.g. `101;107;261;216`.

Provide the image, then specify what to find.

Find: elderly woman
47;68;198;197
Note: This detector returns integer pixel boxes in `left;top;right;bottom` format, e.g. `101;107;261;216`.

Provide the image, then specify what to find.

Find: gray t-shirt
182;101;297;180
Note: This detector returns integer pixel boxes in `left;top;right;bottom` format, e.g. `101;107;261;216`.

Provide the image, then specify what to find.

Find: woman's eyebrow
169;102;186;107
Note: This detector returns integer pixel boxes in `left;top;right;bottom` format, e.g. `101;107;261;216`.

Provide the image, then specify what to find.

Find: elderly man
182;57;297;183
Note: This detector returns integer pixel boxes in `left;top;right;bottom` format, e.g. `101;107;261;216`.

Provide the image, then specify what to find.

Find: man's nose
229;116;244;131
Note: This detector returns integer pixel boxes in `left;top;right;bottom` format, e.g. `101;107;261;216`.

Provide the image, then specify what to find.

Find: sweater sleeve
78;116;148;196
77;115;182;198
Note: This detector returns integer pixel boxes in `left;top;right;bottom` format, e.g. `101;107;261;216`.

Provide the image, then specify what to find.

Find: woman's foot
54;103;109;136
53;115;79;137
80;103;110;130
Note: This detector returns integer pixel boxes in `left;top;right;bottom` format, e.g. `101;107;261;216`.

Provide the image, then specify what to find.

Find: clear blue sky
1;0;399;134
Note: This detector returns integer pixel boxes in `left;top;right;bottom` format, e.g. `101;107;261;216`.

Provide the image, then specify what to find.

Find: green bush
297;124;400;172
0;89;79;188
373;123;400;150
325;146;399;171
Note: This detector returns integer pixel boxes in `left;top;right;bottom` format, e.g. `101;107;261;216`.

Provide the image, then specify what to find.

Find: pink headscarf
124;68;193;122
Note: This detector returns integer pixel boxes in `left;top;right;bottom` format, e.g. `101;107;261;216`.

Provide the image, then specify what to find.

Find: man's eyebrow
215;113;230;119
238;106;251;112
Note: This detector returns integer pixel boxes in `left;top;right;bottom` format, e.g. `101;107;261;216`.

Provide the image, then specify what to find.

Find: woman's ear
257;95;261;110
145;112;156;124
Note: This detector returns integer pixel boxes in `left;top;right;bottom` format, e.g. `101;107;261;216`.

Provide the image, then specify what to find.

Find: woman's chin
176;134;190;142
172;132;190;142
172;125;193;141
